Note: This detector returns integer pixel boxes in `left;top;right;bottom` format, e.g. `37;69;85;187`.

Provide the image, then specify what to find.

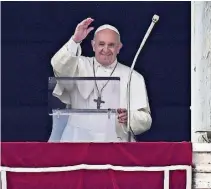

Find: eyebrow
98;41;115;45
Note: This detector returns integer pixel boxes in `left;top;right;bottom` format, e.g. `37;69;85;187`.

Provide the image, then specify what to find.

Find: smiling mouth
101;54;111;56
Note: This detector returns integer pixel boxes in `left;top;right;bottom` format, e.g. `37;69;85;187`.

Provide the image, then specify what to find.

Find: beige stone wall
193;144;211;189
192;1;211;142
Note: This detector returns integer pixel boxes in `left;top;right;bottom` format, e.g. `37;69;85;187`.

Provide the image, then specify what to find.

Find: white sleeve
51;37;82;77
67;37;82;56
130;72;152;135
51;37;94;102
130;109;152;135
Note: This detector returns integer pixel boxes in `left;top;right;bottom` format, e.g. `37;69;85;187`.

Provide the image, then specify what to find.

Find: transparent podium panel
48;77;120;142
49;109;118;142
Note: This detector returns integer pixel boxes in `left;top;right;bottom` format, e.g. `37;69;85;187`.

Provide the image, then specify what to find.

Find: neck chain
93;59;118;109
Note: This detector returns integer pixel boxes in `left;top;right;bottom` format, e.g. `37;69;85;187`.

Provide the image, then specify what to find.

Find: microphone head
152;14;159;23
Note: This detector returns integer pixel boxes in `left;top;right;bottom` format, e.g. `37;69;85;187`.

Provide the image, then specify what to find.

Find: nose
102;45;109;53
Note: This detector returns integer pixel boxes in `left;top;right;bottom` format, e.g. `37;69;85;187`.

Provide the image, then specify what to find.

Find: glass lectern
48;77;120;142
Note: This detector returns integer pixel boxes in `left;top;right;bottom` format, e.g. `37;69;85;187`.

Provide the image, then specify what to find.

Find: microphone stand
127;14;160;142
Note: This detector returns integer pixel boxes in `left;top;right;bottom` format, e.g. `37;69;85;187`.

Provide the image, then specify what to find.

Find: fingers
118;113;127;119
118;116;127;123
117;108;127;124
79;17;94;28
119;119;127;124
84;17;94;26
117;108;127;114
73;18;94;42
117;112;127;124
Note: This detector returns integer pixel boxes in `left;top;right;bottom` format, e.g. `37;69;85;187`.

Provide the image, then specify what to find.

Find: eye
108;44;115;48
99;43;104;46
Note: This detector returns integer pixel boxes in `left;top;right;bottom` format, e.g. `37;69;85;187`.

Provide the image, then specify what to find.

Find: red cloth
1;142;192;189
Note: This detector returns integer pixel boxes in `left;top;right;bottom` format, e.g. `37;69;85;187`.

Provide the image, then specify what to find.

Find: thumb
87;27;94;34
117;108;121;114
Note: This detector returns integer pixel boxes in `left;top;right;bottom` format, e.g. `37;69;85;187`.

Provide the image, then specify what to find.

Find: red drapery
1;142;192;189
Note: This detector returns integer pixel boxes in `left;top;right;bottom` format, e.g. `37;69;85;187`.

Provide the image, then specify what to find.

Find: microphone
152;14;160;23
126;14;159;142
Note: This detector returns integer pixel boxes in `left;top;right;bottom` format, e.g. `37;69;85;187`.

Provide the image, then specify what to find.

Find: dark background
1;1;191;142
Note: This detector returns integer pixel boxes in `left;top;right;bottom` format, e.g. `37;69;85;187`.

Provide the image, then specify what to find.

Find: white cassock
49;37;152;142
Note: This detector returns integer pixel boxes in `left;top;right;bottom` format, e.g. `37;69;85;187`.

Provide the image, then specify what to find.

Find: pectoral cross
94;96;105;109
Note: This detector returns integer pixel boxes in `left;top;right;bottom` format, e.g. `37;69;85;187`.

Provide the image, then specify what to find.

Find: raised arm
51;18;94;77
